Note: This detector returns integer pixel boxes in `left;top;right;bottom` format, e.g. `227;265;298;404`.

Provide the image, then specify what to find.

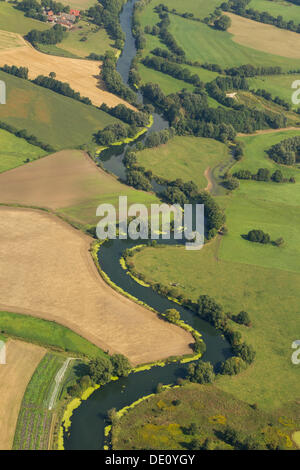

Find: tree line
27;24;65;45
85;0;125;49
233;167;295;184
101;51;137;105
0;121;55;153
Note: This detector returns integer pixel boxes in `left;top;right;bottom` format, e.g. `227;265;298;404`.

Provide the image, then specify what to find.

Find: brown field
0;30;24;50
0;149;159;225
226;12;300;59
0;339;45;450
0;207;193;365
0;35;134;109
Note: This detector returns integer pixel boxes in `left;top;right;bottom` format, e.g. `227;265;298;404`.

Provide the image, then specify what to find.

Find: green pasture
0;129;46;173
0;3;48;35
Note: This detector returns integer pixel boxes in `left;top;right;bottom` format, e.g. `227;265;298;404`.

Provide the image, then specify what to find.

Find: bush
234;310;251;327
111;354;131;377
187;361;215;384
164;308;180;323
246;229;270;244
221;356;246;375
88;357;113;384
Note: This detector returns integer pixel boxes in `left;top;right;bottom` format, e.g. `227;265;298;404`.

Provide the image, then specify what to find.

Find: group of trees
154;8;186;57
33;74;91;105
144;127;175;148
27;24;65;45
253;89;291;111
221;0;300;32
68;354;131;397
101;51;137;105
141;83;287;140
267;136;300;165
93;122;136;146
233;167;295;184
0;121;54;153
205;75;248;107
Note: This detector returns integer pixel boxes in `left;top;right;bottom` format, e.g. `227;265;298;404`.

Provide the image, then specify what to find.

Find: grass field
0;150;160;224
59;0;96;9
168;14;300;70
0;3;48;35
13;353;64;450
249;74;300;110
0;311;107;358
0;71;119;150
0;129;46;173
249;0;300;23
113;383;300;450
136;136;230;189
0;339;45;450
0;207;192;365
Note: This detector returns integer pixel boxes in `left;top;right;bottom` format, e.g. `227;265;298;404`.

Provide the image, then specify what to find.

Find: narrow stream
64;0;231;450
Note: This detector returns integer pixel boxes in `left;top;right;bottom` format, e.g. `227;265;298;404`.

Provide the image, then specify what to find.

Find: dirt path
204;167;213;192
237;127;300;137
0;339;45;450
0;207;193;365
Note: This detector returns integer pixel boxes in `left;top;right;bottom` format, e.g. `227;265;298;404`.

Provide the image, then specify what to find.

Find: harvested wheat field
0;150;159;225
0;35;133;108
0;30;25;50
226;13;300;59
0;339;45;450
0;207;193;365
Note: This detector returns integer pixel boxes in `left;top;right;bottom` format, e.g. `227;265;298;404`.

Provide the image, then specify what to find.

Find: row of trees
33;74;91;105
267;136;300;165
253;89;291;111
142;55;203;87
154;9;186;57
0;121;55;153
99;103;149;127
233;168;296;184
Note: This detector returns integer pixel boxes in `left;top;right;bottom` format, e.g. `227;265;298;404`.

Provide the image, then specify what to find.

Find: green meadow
38;21;115;59
136;136;230;189
249;0;300;23
0;3;48;35
113;383;300;450
0;129;46;173
138;63;194;94
168;15;300;70
0;71;119;150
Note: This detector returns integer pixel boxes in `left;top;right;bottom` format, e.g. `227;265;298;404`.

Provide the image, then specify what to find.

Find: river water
64;0;231;450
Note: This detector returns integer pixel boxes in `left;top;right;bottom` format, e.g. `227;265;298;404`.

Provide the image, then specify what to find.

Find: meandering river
64;0;231;450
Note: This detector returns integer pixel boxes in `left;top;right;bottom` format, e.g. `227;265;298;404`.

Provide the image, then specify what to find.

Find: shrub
234;310;251;327
164;308;180;323
187;361;215;384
